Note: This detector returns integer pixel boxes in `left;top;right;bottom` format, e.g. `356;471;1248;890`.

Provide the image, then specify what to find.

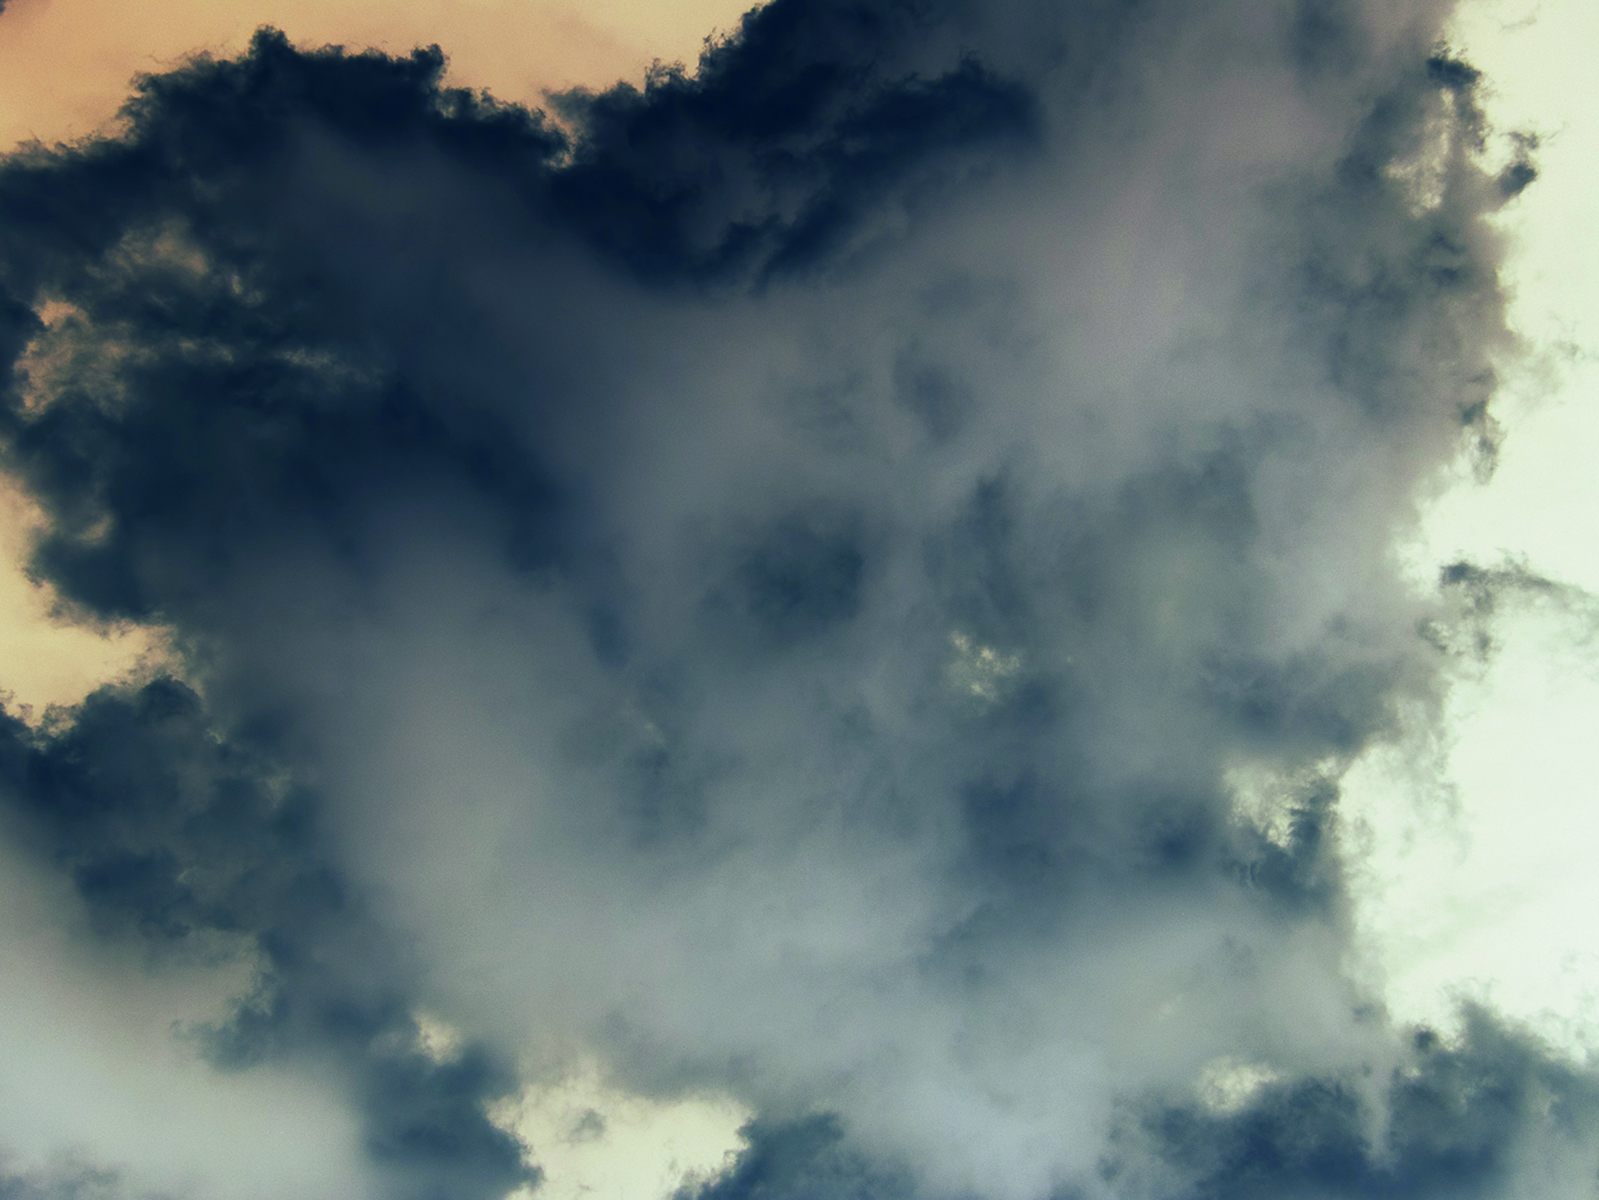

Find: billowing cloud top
0;2;1590;1199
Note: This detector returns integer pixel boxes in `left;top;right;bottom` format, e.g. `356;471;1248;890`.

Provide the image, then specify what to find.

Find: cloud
0;2;1591;1199
1112;1008;1599;1200
0;679;531;1200
693;1014;1599;1200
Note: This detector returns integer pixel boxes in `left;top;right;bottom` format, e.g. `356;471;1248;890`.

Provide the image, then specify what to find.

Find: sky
0;2;1597;1200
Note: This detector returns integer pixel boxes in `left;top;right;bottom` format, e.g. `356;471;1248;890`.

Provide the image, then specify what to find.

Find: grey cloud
0;1168;123;1200
0;2;1589;1199
0;681;532;1200
688;1006;1599;1200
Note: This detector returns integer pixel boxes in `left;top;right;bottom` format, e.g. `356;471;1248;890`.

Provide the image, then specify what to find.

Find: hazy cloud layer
0;2;1592;1199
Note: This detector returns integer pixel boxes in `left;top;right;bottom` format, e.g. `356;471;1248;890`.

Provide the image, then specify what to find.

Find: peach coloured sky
0;0;757;152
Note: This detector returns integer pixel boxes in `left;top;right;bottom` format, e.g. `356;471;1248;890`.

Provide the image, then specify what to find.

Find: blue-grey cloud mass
1;1;1593;1198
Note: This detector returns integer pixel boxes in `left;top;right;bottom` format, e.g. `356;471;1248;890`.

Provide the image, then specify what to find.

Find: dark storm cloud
679;1115;914;1200
551;7;1037;281
1109;1008;1599;1200
0;1;1590;1199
